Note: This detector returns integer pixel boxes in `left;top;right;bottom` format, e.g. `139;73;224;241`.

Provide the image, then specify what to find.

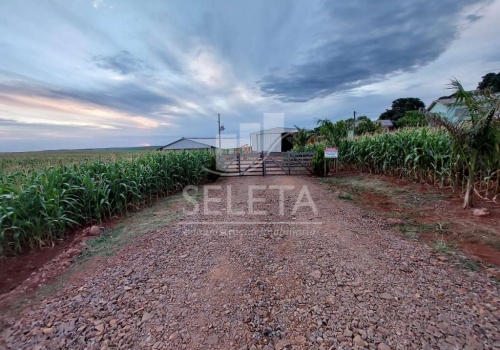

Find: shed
379;120;394;129
158;137;238;151
249;127;297;153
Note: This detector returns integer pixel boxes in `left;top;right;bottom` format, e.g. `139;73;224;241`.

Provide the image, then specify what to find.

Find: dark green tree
355;117;381;135
379;98;426;124
477;72;500;93
378;109;395;121
395;110;427;128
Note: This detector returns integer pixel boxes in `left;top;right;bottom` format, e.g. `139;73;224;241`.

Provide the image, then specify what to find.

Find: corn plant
0;151;214;257
336;127;499;202
426;79;500;208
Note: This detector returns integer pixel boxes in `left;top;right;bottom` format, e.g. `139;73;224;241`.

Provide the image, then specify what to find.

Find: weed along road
2;176;499;349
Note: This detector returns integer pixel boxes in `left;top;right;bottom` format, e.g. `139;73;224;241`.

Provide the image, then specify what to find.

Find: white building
427;98;466;121
249;127;297;153
158;137;238;152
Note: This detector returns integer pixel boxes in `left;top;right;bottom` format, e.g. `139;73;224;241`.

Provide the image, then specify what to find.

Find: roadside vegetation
0;151;214;257
293;77;500;207
425;80;500;208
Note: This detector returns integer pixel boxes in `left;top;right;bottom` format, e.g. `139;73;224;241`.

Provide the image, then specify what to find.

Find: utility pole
218;113;221;150
351;111;357;138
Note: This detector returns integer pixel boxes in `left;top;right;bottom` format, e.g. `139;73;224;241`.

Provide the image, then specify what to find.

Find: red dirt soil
0;233;81;295
328;171;500;268
0;217;122;296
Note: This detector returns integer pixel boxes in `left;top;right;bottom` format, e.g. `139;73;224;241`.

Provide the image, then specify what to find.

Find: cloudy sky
1;0;499;152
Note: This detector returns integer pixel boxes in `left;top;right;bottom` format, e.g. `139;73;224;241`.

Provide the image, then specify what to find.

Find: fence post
288;153;291;175
262;152;266;176
238;153;241;176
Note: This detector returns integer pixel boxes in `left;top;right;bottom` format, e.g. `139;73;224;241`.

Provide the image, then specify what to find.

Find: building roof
354;119;376;127
427;93;499;112
380;120;393;127
436;98;457;105
186;138;239;149
249;127;298;135
159;137;239;150
355;119;392;128
427;98;457;111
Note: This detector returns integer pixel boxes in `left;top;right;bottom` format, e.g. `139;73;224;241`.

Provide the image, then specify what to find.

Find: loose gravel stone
378;343;391;350
379;292;394;300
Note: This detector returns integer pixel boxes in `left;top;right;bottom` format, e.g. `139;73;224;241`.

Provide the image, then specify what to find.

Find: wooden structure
217;152;315;176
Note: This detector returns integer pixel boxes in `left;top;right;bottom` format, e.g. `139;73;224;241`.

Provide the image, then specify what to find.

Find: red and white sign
325;147;338;159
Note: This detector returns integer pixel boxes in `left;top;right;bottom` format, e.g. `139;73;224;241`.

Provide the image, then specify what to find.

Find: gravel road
1;176;499;349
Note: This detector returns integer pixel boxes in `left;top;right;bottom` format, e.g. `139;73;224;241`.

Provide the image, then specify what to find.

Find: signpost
324;147;338;176
325;147;338;159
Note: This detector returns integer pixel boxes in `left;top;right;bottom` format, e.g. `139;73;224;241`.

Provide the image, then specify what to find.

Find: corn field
0;148;156;173
337;128;500;198
0;151;213;256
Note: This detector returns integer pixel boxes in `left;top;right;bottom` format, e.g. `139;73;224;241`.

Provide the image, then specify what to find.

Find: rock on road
1;176;499;349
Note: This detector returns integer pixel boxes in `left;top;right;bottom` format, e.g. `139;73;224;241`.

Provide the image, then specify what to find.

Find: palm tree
293;125;313;151
315;118;349;146
426;79;499;208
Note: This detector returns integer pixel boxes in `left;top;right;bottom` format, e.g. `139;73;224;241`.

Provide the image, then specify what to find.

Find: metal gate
217;152;315;176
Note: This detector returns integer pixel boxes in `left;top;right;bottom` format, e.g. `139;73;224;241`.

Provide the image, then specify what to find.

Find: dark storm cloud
93;51;151;75
258;0;492;102
50;83;176;115
0;79;177;117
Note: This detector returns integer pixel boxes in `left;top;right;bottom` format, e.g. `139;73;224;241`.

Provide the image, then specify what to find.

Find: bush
312;148;329;176
207;153;220;182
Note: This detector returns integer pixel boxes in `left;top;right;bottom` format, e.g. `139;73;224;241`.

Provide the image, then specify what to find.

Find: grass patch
337;192;353;201
80;192;200;259
37;259;92;296
417;222;450;234
432;240;454;254
402;231;420;240
395;220;450;235
458;257;480;272
486;239;500;251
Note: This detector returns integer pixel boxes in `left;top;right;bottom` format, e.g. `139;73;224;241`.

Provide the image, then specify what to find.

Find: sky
1;0;499;152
